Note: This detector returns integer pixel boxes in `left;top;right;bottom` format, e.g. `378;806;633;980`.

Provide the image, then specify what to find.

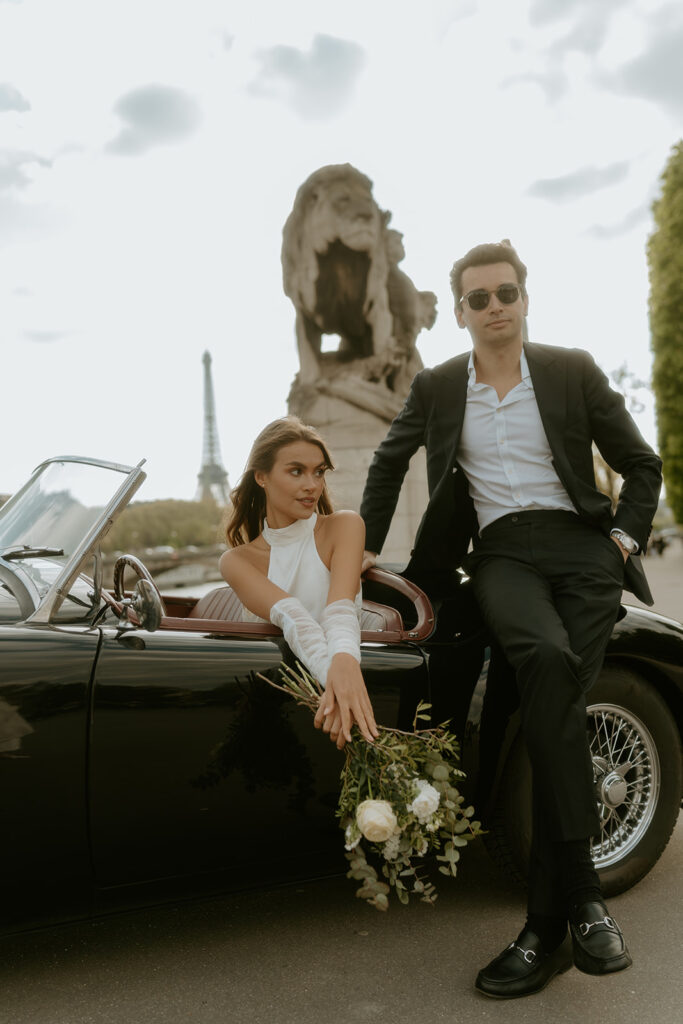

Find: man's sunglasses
459;283;524;311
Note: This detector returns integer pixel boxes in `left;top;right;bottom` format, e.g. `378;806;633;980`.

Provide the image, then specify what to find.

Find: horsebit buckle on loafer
511;944;537;963
579;915;616;937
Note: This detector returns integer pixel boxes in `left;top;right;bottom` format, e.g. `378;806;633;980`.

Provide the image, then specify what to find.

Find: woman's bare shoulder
219;541;265;582
316;509;365;541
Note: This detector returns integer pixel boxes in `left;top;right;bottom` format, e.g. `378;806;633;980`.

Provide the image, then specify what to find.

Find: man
360;242;662;999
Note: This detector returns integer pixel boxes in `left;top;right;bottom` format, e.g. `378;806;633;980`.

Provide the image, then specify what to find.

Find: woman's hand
314;653;379;748
321;708;346;749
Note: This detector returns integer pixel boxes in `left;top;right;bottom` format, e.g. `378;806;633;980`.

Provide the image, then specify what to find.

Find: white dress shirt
457;350;576;532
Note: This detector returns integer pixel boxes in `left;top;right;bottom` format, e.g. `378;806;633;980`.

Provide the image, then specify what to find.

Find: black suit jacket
360;342;663;604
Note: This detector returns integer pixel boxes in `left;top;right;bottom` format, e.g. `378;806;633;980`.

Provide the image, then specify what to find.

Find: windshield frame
0;455;146;625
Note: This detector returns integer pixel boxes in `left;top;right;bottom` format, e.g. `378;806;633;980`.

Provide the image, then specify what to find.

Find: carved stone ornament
282;163;437;423
281;164;433;562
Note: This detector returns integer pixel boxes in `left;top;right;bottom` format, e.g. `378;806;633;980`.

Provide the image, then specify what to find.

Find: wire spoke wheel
485;667;681;897
588;702;659;868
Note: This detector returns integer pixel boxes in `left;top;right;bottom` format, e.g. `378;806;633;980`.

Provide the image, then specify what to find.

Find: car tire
484;666;682;897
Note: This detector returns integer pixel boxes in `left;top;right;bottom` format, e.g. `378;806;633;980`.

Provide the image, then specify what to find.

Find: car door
0;622;101;933
88;624;429;896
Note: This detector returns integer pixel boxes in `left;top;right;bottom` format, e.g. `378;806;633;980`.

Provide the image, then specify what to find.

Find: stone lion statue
282;164;437;416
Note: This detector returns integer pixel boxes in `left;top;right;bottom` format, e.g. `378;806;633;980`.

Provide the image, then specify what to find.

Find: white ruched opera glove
320;598;361;664
269;597;330;686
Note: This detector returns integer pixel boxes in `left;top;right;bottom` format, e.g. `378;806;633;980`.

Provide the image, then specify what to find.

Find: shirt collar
467;347;531;385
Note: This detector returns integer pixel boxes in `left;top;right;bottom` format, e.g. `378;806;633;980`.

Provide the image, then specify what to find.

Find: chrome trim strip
31;455;141;475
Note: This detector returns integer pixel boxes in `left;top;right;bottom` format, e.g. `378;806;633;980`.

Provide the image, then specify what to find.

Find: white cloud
528;162;631;202
0;82;30;111
106;84;202;156
501;67;568;103
585;204;649;240
608;20;683;117
22;328;72;343
248;34;365;119
530;0;620;29
0;149;50;191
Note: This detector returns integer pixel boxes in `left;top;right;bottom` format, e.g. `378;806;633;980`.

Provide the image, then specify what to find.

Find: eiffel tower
195;350;231;504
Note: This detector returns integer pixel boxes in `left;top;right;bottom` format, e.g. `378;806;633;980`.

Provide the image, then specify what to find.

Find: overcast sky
2;0;681;501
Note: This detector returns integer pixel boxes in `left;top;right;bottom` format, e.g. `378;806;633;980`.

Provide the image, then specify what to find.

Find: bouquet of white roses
260;662;482;911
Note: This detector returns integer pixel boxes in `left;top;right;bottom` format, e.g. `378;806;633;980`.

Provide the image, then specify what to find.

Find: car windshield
0;458;136;604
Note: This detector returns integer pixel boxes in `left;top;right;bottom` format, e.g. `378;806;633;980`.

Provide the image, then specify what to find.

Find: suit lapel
436;353;469;469
524;342;568;453
408;353;471;577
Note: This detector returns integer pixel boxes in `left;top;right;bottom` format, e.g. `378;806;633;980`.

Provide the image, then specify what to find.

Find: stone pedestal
290;387;427;566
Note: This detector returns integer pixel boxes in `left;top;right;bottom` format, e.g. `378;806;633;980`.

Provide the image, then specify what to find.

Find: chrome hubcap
599;771;628;807
587;703;659;869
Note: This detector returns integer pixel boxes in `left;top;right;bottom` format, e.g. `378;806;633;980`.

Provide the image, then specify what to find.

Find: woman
220;416;379;750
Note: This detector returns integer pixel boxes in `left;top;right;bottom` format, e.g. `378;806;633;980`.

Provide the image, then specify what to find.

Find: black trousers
464;510;625;916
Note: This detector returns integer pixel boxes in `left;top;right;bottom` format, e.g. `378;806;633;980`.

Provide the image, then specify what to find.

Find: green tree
648;140;683;523
101;499;226;553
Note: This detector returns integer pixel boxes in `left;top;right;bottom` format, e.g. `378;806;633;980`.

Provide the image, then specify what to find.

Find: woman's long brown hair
225;416;335;547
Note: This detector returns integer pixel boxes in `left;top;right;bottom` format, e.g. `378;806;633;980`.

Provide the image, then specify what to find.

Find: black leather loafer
570;902;632;974
475;928;573;999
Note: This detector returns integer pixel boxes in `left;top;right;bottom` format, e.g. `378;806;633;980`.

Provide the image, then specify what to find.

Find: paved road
1;824;681;1024
1;544;680;1024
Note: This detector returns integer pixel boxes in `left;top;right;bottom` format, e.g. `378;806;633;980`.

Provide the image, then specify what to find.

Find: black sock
558;838;602;917
525;913;567;951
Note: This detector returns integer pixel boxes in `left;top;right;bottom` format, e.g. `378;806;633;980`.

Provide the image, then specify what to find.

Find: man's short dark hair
450;241;528;303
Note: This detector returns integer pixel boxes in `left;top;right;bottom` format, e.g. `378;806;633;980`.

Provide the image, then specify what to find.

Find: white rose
356;799;398;842
408;779;440;822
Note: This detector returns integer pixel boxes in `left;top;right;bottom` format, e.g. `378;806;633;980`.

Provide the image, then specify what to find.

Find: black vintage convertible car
1;456;682;934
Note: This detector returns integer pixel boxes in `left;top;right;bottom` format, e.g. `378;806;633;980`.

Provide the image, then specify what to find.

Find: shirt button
511;515;519;523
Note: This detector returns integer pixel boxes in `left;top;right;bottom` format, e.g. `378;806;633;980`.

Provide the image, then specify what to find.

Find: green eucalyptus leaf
273;659;482;911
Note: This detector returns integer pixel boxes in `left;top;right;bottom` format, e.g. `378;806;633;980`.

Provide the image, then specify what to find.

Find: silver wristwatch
610;529;638;554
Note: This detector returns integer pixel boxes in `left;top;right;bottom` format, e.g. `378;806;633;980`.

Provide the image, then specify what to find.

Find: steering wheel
113;554;166;619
